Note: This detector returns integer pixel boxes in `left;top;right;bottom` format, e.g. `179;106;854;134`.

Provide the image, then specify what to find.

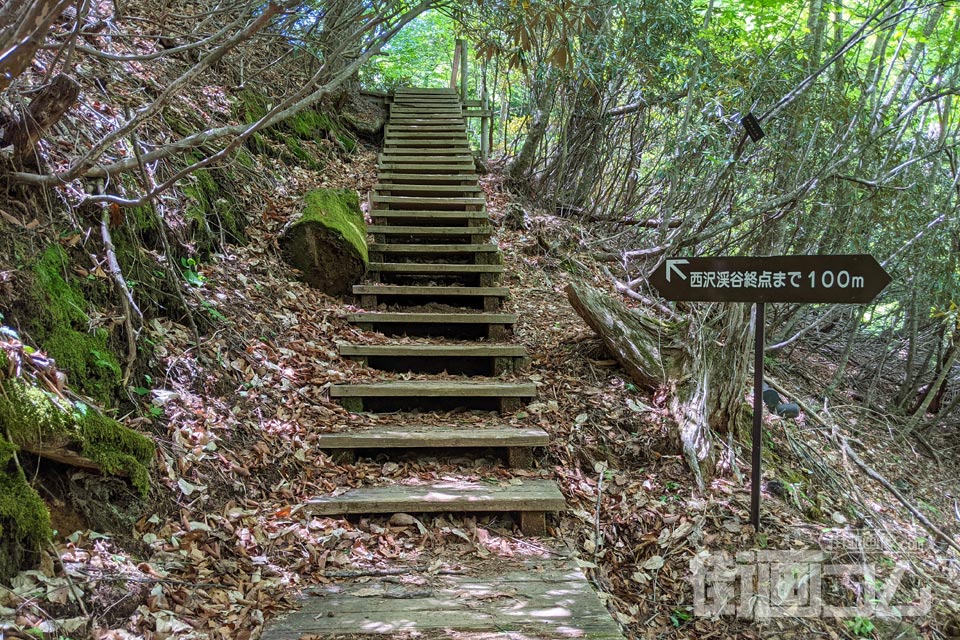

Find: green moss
296;189;368;264
32;246;121;405
235;148;255;168
0;377;154;496
181;155;246;246
0;436;52;562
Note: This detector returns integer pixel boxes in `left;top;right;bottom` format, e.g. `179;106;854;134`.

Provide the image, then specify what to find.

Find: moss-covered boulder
280;189;368;295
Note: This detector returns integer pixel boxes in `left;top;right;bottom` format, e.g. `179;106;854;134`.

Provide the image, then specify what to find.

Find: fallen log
565;282;677;391
566;280;752;487
280;188;368;296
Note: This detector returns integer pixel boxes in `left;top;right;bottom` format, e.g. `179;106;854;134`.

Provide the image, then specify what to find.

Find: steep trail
263;88;624;638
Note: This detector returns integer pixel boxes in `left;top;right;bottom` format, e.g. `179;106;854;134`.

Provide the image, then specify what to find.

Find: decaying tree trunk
1;74;80;162
280;188;368;296
566;281;752;487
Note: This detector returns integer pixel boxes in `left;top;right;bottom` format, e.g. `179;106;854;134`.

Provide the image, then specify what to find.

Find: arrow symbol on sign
666;259;689;283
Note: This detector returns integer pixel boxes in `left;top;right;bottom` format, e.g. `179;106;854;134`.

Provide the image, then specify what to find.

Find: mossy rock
280;189;368;295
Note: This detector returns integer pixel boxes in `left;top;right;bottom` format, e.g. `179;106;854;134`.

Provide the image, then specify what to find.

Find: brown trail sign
650;255;891;529
649;255;891;304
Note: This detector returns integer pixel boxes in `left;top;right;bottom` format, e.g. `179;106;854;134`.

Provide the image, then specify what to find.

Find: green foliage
845;616;876;637
669;607;692;627
361;10;457;90
0;436;52;561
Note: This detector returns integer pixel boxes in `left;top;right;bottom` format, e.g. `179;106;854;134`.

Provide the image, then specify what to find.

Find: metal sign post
650;255;891;529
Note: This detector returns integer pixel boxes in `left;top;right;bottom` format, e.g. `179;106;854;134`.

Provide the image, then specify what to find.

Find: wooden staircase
266;86;625;640
318;87;565;535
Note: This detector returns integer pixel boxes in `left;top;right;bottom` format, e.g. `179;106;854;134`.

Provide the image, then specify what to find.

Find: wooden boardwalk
264;87;624;639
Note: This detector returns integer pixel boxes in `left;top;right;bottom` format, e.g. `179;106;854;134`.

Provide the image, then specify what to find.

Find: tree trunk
566;282;752;487
506;71;557;185
2;73;80;162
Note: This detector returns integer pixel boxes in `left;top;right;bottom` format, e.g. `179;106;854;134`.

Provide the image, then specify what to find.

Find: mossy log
0;375;154;581
281;189;368;295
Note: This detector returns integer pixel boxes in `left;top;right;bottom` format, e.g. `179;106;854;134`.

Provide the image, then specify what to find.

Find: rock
280;189;368;295
388;513;416;527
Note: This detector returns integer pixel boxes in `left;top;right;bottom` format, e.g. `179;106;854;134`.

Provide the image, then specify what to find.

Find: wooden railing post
459;39;468;100
480;87;490;162
450;39;461;90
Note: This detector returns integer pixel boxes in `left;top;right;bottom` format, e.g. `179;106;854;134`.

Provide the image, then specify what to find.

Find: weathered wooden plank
369;209;488;219
368;263;504;274
367;225;491;236
352;285;508;297
378;163;478;172
306;479;564;515
346;313;512;327
261;553;626;639
316;425;548;449
371;195;485;206
392;107;463;113
374;183;482;193
269;608;620;636
338;343;525;357
379;153;475;163
368;243;497;253
382;147;474;156
329;381;535;397
385;136;468;143
377;173;478;184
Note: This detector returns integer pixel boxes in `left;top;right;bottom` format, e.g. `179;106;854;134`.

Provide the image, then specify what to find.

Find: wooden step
381;149;475;158
394;88;458;94
306;478;562;535
375;183;482;194
367;262;503;286
378;162;477;173
377;172;478;185
392;97;461;104
339;342;527;374
368;243;499;264
379;153;475;163
384;138;471;148
347;311;514;339
371;195;485;209
262;556;625;639
369;263;503;274
383;145;472;154
368;225;491;240
386;125;468;133
392;106;462;114
353;284;508;311
369;243;498;255
353;284;507;296
317;425;547;467
384;133;469;141
389;118;465;126
331;380;536;413
369;209;488;224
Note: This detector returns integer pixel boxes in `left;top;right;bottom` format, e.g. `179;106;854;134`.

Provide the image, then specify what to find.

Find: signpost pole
751;302;764;530
648;255;890;529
